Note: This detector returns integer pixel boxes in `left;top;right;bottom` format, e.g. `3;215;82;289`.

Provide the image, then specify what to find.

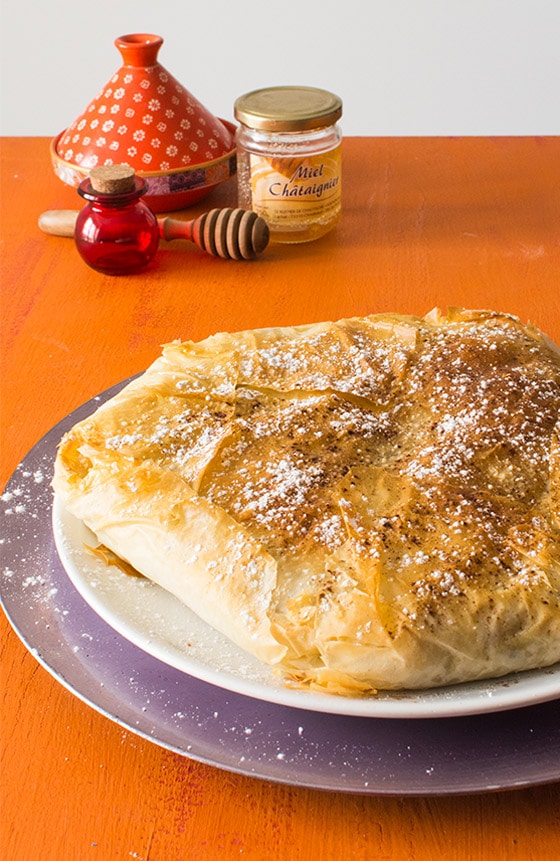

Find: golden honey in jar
234;86;342;243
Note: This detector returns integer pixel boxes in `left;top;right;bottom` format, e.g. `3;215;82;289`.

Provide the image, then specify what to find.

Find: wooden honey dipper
38;207;270;260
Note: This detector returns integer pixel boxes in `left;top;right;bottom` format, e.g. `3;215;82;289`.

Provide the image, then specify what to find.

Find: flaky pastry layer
53;308;560;693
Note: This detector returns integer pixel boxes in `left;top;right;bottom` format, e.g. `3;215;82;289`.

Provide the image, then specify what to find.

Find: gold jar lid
234;86;342;132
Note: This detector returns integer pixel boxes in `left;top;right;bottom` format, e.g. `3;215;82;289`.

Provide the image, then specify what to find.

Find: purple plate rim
2;379;560;796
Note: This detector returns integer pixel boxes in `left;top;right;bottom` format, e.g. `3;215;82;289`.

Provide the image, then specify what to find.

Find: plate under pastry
2;379;560;795
52;493;560;720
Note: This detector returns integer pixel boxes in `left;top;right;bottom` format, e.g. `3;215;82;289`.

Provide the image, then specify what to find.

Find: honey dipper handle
39;208;270;260
158;217;194;243
38;209;79;237
38;210;193;242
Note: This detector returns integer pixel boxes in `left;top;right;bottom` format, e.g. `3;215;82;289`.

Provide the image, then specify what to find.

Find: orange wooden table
1;136;560;860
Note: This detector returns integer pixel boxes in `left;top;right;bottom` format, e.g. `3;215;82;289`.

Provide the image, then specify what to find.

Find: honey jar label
249;146;341;229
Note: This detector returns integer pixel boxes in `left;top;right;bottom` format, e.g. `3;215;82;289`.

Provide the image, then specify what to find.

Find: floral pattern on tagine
57;65;232;173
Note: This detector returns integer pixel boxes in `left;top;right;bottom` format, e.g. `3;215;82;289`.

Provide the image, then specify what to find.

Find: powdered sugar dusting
53;311;560;690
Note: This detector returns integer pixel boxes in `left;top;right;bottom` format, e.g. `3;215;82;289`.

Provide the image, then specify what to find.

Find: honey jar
234;86;342;243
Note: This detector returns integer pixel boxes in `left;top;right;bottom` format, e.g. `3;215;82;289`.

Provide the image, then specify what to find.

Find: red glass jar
75;165;160;275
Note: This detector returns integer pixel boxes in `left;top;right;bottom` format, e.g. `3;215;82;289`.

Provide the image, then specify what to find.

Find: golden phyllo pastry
53;308;560;694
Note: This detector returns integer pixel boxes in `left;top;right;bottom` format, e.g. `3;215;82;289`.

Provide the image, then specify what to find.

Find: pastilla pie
53;308;560;694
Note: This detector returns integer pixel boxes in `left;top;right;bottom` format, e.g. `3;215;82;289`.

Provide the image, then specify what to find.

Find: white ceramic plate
52;495;560;719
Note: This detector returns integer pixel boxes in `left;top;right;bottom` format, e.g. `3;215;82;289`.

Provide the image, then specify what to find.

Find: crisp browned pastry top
53;308;560;694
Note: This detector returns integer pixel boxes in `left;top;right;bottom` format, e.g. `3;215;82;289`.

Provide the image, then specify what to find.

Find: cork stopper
89;164;136;194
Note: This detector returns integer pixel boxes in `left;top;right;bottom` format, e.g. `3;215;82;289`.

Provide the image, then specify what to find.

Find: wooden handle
39;208;270;260
38;210;79;237
158;217;194;243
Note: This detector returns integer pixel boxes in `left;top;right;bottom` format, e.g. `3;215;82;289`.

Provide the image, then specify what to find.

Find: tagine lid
55;34;234;174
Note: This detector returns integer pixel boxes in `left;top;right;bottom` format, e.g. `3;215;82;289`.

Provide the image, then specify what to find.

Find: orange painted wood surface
1;136;559;860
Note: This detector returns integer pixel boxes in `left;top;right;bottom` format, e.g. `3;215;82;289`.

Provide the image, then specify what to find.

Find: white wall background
1;0;559;137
